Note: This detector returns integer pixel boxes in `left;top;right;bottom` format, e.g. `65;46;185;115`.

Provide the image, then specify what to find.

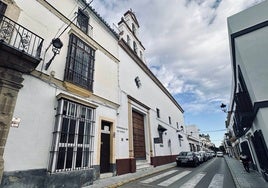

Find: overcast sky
90;0;264;147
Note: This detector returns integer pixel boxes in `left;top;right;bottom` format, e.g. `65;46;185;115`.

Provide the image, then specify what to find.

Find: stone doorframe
127;95;153;162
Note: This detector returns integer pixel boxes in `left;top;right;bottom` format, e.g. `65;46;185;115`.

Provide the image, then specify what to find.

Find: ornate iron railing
0;14;43;58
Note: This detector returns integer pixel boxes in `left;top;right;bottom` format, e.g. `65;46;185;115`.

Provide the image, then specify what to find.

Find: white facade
1;0;188;187
227;0;268;180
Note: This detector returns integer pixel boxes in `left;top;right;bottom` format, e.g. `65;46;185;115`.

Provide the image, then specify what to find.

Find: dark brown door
132;110;146;159
100;121;110;173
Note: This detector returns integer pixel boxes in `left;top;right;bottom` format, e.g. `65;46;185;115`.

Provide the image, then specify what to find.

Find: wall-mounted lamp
220;103;227;113
134;76;142;88
45;38;63;70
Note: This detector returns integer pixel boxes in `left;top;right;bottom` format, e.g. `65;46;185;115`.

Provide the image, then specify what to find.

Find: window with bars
77;9;89;34
64;34;95;91
49;98;95;172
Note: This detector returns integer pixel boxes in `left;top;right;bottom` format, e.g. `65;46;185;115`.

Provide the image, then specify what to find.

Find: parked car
199;151;208;162
210;151;216;157
176;151;199;167
195;152;204;164
208;151;216;158
216;151;224;157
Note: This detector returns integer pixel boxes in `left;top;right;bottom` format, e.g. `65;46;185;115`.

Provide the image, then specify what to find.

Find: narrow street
119;157;235;188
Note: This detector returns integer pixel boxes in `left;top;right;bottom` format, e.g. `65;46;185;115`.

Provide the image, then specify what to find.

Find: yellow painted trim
63;81;92;97
128;98;134;158
97;117;116;166
147;110;153;157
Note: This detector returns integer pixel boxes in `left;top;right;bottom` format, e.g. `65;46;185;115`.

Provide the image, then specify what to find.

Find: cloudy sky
90;0;264;146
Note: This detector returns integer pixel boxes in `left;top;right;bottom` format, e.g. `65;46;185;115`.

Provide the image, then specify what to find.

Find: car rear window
179;152;188;156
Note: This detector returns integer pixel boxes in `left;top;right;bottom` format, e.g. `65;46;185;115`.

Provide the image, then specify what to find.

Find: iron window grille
77;9;89;34
49;99;95;172
64;34;95;91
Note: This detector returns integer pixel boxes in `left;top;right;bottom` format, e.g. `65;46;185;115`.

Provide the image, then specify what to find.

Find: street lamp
220;103;227;113
45;38;63;70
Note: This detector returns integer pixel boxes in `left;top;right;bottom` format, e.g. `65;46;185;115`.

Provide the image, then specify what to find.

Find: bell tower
118;9;146;63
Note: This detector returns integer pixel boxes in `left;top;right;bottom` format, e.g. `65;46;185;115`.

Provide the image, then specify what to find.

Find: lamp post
45;38;63;70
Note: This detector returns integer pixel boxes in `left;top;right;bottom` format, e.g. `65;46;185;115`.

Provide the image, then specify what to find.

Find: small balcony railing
0;14;43;59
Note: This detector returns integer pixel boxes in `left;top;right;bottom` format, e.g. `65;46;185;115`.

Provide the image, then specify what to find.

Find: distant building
199;134;214;151
186;125;201;152
226;0;268;181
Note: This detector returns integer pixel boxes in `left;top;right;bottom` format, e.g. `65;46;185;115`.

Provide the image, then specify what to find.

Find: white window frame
48;98;95;172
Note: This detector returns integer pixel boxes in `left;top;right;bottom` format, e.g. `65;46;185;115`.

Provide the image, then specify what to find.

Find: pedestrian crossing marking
158;170;191;187
208;174;224;188
180;172;206;188
140;170;178;184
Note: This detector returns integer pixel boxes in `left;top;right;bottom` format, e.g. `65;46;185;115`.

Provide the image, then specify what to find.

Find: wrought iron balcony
0;14;43;59
234;91;254;130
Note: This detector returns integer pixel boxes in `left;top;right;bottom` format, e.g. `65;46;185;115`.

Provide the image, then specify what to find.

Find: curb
104;163;176;188
224;156;240;188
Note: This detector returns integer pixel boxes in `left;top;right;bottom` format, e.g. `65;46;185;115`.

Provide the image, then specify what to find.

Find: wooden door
132;111;146;159
100;121;110;173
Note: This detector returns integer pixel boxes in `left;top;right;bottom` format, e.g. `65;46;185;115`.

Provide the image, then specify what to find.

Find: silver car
176;151;199;167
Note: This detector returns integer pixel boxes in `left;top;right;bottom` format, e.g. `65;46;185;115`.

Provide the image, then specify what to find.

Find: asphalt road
119;157;235;188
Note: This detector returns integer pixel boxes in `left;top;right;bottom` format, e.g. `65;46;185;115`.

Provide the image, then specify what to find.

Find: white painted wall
4;74;118;171
233;28;268;101
117;46;188;158
4;76;56;171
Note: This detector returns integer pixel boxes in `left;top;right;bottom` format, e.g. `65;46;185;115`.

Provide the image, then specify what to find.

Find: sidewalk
83;162;176;188
224;156;268;188
85;157;268;188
